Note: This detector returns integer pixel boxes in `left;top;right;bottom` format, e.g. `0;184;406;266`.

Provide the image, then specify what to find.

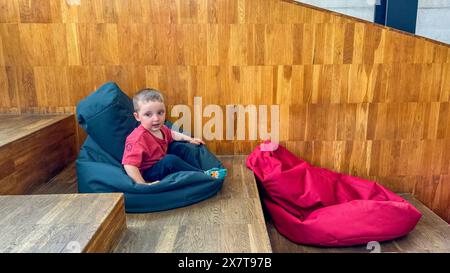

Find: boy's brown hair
133;88;164;111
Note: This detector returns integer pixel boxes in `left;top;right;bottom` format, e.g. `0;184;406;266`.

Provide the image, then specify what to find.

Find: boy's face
134;100;166;132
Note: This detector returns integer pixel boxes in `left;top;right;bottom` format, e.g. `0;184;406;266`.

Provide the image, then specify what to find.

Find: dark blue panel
374;0;387;25
386;0;418;33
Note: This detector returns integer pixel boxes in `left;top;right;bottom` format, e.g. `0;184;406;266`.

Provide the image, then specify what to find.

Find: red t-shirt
122;125;173;172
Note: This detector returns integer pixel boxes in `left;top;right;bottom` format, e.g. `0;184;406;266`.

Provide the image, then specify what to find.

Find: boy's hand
171;130;205;145
189;138;205;145
136;180;160;185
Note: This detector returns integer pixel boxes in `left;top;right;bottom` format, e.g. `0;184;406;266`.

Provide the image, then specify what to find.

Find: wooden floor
30;161;78;195
31;156;450;253
31;156;272;253
0;193;126;253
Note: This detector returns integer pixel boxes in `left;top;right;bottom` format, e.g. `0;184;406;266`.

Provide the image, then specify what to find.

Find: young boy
122;89;227;185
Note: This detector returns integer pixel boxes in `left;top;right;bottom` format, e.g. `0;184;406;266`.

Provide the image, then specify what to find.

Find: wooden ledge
0;114;76;194
0;193;126;253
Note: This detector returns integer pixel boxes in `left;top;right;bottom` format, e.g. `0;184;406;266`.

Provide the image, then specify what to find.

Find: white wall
416;0;450;44
295;0;376;22
296;0;450;44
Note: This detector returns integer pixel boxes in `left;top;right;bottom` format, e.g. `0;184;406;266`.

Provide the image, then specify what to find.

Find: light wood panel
0;114;77;194
0;193;126;253
0;0;449;221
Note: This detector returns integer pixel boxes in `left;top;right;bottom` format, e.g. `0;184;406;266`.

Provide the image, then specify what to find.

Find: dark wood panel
0;114;76;194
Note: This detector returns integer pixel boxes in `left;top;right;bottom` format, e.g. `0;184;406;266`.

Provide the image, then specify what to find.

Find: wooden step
0;114;76;194
114;155;272;253
267;193;450;253
0;193;126;253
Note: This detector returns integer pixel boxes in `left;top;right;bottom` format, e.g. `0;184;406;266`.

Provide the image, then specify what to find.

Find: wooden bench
0;193;126;253
0;114;76;194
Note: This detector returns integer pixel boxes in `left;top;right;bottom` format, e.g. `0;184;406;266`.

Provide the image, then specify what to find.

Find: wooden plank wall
0;0;449;221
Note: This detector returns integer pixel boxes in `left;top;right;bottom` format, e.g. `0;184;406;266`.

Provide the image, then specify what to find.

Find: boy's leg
167;141;203;169
142;154;203;182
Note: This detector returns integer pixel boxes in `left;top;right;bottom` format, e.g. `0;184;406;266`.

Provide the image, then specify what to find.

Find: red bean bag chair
246;142;422;247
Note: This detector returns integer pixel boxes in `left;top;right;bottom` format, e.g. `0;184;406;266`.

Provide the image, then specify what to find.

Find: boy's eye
158;111;164;115
145;113;152;117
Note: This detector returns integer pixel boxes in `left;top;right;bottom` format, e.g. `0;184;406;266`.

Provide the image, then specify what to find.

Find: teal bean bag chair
76;82;225;213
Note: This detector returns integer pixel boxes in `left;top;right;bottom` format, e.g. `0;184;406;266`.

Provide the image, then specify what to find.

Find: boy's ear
133;112;139;121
